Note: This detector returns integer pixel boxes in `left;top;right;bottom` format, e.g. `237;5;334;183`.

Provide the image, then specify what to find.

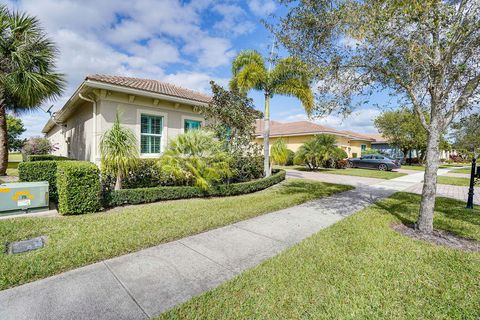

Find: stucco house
255;120;377;158
42;75;210;164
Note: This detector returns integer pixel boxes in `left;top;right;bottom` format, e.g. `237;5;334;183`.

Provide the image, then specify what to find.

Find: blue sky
7;0;384;138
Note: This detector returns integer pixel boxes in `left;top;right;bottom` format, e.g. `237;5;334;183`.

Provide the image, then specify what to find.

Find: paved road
0;167;473;319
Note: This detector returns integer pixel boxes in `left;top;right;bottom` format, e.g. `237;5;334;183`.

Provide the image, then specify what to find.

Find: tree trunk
417;119;442;233
114;171;123;190
0;104;8;176
263;94;271;177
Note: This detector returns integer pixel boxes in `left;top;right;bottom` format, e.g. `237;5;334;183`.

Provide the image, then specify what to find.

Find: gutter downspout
78;93;97;164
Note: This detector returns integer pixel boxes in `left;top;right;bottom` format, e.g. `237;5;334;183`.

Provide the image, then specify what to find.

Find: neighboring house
255;120;376;158
42;75;210;164
366;133;456;161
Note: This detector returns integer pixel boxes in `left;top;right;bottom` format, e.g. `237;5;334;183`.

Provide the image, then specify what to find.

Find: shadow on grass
375;193;480;231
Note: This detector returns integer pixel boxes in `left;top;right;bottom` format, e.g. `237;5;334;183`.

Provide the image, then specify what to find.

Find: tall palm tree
100;113;139;190
230;50;314;177
0;6;65;175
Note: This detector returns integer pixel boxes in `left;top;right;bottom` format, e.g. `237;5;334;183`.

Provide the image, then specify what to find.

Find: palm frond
0;6;65;112
100;113;139;177
230;50;267;94
270;57;315;113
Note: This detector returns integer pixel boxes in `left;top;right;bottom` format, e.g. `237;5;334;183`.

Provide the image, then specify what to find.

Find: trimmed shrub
230;155;264;182
286;149;295;166
19;160;59;201
27;154;71;162
102;159;163;191
57;161;101;215
104;169;285;207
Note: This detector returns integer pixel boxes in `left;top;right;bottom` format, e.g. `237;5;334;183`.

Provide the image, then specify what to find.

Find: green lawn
437;176;471;187
275;165;406;179
440;163;468;168
160;193;480;319
0;179;352;290
402;164;425;171
450;167;472;174
8;153;22;161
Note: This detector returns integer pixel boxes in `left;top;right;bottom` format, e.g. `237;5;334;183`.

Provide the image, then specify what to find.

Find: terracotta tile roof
86;74;211;104
362;133;388;143
339;130;377;141
255;120;378;141
255;120;347;137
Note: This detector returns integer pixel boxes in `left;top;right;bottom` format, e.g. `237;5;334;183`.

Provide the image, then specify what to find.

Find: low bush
18;160;60;202
27;154;71;162
336;159;349;169
104;169;285;207
57;161;101;215
286;149;295;166
230;155;264;182
102;159;163;191
21;137;56;160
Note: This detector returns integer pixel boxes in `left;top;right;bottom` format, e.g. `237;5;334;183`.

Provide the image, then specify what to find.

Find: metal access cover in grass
0;179;352;290
159;193;480;319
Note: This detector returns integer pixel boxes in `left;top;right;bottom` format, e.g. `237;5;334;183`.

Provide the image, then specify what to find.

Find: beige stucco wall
46;100;93;161
255;135;372;157
47;91;206;164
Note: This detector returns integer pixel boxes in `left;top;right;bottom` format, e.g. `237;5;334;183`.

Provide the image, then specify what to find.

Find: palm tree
159;129;232;190
100;113;138;190
294;134;345;170
230;50;314;177
0;6;65;175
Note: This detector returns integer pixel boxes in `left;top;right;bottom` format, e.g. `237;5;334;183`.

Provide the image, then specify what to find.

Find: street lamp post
466;155;478;209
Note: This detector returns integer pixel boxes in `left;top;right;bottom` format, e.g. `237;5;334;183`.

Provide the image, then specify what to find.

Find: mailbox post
466;156;478;209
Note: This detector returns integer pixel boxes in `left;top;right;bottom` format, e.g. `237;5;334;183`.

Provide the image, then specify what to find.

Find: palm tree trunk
115;171;123;190
417;118;442;233
263;94;271;177
0;104;8;176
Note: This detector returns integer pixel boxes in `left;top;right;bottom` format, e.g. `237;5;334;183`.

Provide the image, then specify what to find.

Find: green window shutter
184;119;202;131
140;114;163;154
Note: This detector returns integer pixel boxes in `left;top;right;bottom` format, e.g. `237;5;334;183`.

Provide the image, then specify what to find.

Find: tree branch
444;74;480;125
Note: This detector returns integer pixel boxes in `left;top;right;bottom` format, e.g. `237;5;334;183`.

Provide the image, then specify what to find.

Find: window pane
141;135;148;154
141;114;163;134
185;119;201;131
152;136;160;153
141;116;149;134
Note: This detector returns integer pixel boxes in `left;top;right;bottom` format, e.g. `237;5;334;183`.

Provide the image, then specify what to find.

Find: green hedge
18;160;60;202
57;161;101;215
104;170;285;207
27;154;71;162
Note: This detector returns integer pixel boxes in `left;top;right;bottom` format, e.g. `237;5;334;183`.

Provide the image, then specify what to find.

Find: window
374;155;384;160
184;119;202;132
361;144;367;151
140;114;163;154
363;155;373;159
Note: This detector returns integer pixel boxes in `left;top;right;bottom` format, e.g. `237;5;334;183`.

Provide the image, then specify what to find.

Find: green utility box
0;181;49;215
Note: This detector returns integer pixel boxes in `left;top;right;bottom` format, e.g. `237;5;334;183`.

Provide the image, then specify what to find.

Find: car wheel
378;163;388;171
347;161;353;168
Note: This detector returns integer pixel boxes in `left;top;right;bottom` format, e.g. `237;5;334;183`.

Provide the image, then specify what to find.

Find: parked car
347;154;401;171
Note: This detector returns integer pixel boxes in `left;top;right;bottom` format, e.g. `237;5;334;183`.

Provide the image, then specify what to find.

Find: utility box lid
0;181;49;215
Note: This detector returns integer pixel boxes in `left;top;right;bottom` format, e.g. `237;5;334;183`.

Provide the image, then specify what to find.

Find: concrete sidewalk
0;169;457;319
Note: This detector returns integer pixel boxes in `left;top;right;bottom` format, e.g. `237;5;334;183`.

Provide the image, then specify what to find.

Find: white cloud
212;3;256;36
282;108;381;134
162;72;229;93
248;0;277;16
4;0;259;137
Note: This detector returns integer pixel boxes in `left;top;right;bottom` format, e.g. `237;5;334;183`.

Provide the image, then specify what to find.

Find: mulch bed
392;223;480;252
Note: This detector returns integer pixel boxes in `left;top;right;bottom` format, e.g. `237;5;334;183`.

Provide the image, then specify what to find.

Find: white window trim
181;114;205;133
136;108;168;158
